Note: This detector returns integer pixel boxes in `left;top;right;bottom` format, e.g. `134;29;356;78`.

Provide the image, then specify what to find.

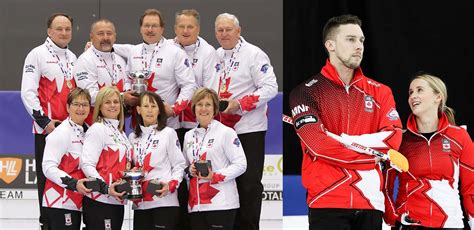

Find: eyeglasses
70;102;90;108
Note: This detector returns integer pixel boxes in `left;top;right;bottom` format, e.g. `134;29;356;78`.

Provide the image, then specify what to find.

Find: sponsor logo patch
291;104;309;117
387;108;400;121
294;115;318;129
442;138;451;152
207;139;214;148
233;62;240;71
260;64;270;73
156;58;163;68
65;213;72;226
305;79;318;87
233;138;241;147
364;95;373;113
184;58;190;68
24;64;35;73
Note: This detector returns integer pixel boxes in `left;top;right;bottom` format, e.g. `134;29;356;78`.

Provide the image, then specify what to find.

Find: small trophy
195;160;212;177
116;170;145;200
128;70;151;96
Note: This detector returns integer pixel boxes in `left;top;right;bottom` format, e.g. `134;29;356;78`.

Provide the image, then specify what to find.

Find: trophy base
124;194;143;200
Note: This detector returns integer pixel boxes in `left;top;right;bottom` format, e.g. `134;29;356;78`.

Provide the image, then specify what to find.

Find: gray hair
215;13;240;29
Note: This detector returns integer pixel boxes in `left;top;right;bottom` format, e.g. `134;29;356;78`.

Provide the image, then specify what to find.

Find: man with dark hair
289;14;403;230
21;12;76;229
74;18;136;122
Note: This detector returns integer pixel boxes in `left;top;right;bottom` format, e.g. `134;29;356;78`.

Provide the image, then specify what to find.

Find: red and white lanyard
92;48;118;85
135;129;155;166
192;126;210;162
141;37;163;71
45;38;73;83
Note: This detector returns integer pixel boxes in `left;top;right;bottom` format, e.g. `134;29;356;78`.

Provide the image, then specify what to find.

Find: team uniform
114;38;196;130
128;125;186;229
74;46;129;125
183;120;247;229
21;37;77;228
42;117;87;229
215;36;277;230
80;118;131;229
171;36;220;129
384;113;474;229
289;60;402;229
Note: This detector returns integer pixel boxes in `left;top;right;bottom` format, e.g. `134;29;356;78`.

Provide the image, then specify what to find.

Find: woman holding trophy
128;91;186;229
183;88;247;230
80;86;131;229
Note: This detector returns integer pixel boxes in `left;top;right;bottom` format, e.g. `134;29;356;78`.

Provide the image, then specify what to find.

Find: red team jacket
289;60;402;211
384;113;474;228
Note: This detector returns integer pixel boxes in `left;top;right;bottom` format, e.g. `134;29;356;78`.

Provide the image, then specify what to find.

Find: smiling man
288;14;403;230
73;19;135;121
214;13;278;230
20;13;77;229
172;9;220;130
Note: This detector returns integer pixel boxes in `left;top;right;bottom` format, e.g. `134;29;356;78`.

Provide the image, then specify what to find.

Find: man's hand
222;98;240;114
76;178;92;195
45;119;60;134
164;102;175;117
84;41;92;52
123;91;139;107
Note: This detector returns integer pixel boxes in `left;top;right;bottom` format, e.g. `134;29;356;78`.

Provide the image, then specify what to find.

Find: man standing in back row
214;13;278;230
289;14;402;230
21;13;77;229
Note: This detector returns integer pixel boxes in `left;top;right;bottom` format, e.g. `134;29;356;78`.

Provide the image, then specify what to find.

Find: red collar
320;59;365;86
406;112;450;134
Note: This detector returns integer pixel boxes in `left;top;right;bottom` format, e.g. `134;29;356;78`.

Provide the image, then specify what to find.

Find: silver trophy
128;70;151;96
119;170;145;200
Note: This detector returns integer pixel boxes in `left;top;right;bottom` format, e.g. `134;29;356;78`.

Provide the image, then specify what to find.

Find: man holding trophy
128;91;186;229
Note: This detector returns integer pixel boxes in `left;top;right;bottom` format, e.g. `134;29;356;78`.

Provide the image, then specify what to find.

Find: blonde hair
93;86;125;131
413;74;456;125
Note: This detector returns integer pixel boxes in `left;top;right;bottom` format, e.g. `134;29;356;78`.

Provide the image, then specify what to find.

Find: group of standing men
21;8;277;230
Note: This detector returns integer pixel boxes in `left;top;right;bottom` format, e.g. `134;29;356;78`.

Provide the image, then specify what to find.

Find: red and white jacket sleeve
80;124;104;181
289;88;379;170
74;53;100;105
459;131;474;228
239;50;278;114
211;128;247;184
21;49;51;129
43;128;72;187
172;49;197;115
167;129;186;191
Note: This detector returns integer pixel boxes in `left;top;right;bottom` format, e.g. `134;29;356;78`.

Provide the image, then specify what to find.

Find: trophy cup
116;170;145;200
128;70;151;96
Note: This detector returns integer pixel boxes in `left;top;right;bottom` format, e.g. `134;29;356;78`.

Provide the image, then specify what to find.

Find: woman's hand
108;179;126;201
76;178;92;195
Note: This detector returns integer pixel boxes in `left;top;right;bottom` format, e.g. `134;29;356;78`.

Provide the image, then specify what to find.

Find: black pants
309;208;383;230
393;222;464;230
82;197;124;230
176;128;191;230
190;209;237;230
43;207;81;230
134;206;180;230
35;134;49;229
234;131;266;230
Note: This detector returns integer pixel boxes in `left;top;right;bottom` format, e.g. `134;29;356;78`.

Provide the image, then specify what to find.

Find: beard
336;53;362;69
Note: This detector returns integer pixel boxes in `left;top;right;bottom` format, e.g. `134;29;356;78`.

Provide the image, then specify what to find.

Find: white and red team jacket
81;118;131;205
183;120;247;212
171;36;220;129
128;125;186;210
113;38;196;129
215;37;278;134
289;60;403;212
384;113;474;228
21;37;77;134
74;46;129;106
42;117;86;211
